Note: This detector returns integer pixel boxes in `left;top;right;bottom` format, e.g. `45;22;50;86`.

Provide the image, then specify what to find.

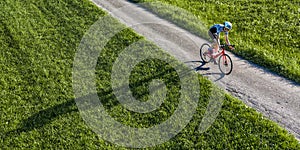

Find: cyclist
208;21;234;63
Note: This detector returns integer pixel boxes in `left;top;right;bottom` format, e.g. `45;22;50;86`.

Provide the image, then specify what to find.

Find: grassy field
1;0;300;149
131;0;300;83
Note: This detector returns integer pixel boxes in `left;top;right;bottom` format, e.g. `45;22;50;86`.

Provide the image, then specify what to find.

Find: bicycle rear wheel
218;54;233;75
199;43;212;63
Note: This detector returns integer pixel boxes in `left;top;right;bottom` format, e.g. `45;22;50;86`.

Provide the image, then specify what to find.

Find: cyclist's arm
224;32;230;45
224;33;234;50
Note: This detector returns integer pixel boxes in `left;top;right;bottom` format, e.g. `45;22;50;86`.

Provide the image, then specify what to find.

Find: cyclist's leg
208;31;219;64
212;42;218;54
214;34;220;53
212;36;221;64
208;31;216;54
208;31;219;54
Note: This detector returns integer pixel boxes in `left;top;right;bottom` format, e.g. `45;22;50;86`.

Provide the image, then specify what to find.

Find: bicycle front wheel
218;54;233;75
199;43;212;63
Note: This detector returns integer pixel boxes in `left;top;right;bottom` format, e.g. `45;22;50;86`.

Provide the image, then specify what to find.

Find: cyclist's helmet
224;21;232;30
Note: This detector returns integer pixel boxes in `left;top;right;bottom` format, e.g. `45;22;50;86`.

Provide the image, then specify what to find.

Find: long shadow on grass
3;59;200;140
98;59;196;107
3;99;78;139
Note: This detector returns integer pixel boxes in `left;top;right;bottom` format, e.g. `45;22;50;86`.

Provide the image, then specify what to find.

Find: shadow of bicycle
184;60;225;82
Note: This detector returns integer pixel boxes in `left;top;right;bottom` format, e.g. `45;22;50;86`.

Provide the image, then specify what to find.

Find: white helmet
224;21;232;30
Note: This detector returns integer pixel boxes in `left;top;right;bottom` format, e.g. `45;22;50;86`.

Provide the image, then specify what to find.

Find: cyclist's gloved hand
229;45;235;50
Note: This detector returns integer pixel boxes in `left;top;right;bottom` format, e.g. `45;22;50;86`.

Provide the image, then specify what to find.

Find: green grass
130;0;300;83
0;0;299;149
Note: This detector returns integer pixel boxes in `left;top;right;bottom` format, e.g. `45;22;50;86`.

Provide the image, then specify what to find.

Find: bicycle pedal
224;61;228;66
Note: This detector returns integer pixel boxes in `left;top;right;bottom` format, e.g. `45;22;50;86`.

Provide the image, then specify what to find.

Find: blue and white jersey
209;24;228;35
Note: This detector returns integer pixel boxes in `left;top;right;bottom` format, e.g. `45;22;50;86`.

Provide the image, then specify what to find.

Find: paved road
91;0;300;140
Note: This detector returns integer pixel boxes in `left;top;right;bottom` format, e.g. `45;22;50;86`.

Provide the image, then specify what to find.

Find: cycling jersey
209;24;228;35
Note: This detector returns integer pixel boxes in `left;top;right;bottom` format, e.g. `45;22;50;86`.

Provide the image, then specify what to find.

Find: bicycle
199;43;234;75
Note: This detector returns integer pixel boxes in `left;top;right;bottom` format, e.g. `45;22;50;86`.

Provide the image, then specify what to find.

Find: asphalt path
91;0;300;140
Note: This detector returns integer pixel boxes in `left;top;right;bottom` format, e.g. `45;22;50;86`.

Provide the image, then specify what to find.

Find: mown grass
130;0;300;83
0;0;299;149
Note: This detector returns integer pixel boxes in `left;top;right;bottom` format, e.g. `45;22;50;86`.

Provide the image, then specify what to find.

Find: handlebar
220;44;235;48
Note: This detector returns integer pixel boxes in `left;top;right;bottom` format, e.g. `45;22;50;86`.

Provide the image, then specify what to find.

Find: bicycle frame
200;43;234;75
211;47;225;59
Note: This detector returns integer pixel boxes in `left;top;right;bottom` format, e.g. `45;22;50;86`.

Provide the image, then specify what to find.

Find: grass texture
0;0;299;149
